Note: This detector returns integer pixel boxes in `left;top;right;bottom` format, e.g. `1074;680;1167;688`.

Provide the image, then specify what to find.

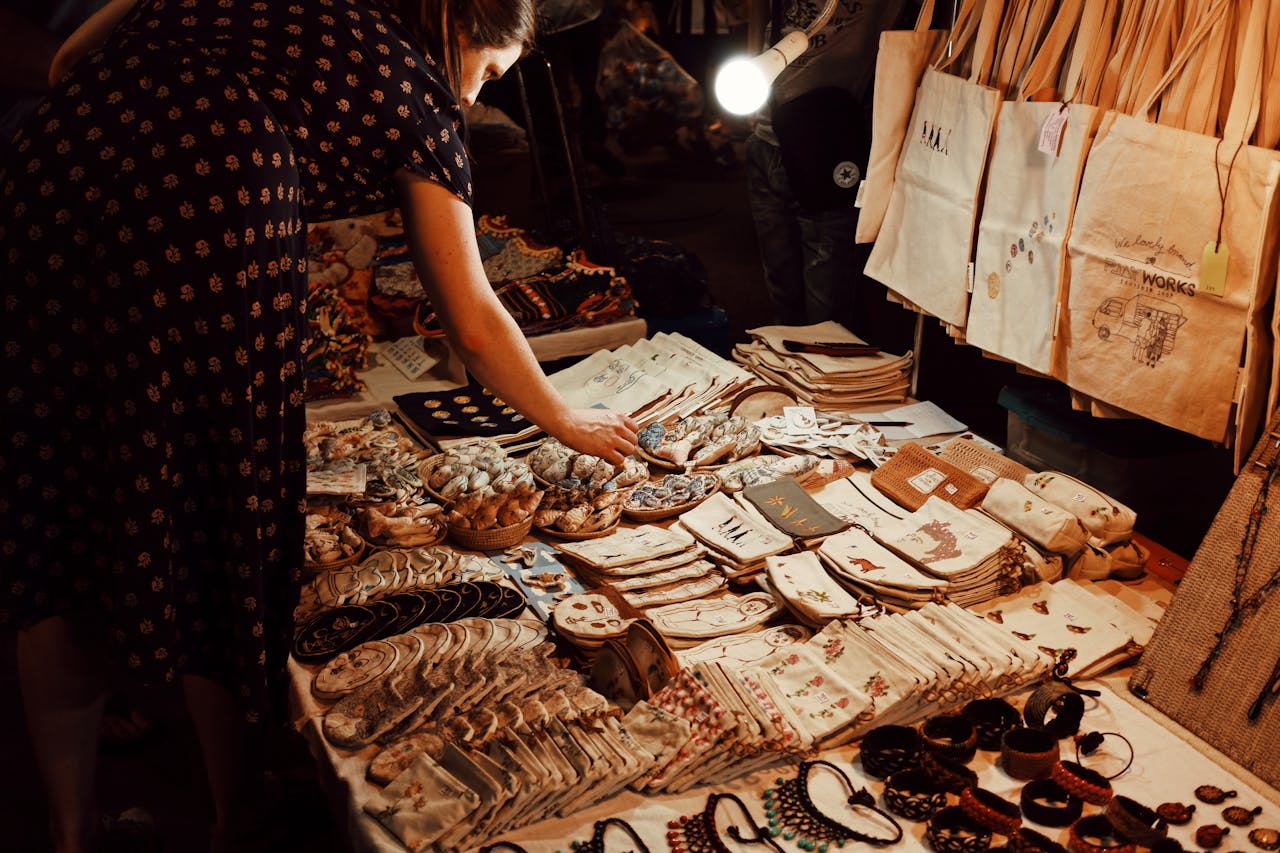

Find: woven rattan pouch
1129;423;1280;790
937;437;1035;485
872;442;990;511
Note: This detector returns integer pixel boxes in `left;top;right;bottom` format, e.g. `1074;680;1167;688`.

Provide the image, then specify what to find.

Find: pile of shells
637;411;761;469
527;439;649;535
304;508;365;566
305;410;432;505
623;472;720;512
424;441;542;531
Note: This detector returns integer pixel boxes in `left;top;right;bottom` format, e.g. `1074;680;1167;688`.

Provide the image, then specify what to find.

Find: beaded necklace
1192;452;1280;695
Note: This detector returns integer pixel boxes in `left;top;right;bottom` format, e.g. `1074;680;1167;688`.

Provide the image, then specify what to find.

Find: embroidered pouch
1023;471;1136;546
982;477;1090;556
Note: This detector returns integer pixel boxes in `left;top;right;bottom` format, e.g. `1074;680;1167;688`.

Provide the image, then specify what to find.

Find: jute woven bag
1129;412;1280;790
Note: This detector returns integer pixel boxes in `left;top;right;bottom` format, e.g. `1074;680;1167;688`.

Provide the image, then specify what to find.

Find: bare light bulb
713;30;811;115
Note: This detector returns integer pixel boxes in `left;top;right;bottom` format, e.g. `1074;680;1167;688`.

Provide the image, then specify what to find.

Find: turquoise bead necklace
762;760;904;853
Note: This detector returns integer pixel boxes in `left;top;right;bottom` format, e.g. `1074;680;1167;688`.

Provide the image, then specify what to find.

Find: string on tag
1213;137;1244;251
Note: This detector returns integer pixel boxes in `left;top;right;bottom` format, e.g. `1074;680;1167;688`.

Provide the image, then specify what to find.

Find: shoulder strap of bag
915;0;937;33
1158;1;1237;132
936;0;986;74
1113;0;1178;115
1018;0;1084;100
1131;0;1231;118
1220;0;1267;146
1095;0;1148;111
967;0;1007;86
995;0;1056;98
1256;0;1280;148
1071;0;1120;106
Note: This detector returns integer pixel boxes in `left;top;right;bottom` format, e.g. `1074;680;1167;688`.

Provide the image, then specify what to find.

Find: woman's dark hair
395;0;536;97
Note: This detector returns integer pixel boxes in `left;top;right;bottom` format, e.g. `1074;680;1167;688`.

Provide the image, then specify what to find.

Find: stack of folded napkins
616;603;1049;792
971;577;1167;679
678;492;795;579
731;321;913;407
872;496;1025;607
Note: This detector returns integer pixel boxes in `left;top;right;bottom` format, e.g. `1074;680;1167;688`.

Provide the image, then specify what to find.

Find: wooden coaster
293;604;383;663
310;638;400;702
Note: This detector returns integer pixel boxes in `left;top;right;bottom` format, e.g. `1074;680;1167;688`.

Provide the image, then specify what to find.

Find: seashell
692;436;735;467
557;505;592;532
571;454;599;480
534;508;563;527
428;463;455;490
556;476;581;490
581;504;622;532
659;437;695;466
637;423;665;451
468;469;490;492
593;487;627;509
440;474;470;500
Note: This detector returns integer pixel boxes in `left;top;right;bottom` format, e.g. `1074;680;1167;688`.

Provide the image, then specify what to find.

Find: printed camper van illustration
1092;294;1186;366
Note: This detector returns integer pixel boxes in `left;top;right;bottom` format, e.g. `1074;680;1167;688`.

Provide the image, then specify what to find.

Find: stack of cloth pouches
731;321;913;407
972;577;1168;679
676;492;795;580
607;602;1049;795
553;525;725;615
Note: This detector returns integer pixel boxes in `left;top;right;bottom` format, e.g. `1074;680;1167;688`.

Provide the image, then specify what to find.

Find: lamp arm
803;0;841;37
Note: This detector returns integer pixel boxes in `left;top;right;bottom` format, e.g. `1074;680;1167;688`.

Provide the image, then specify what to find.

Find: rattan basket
622;477;721;523
446;516;534;551
303;536;367;577
416;454;450;503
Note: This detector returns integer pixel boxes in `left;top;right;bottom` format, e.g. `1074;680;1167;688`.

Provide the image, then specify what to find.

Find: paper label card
1199;241;1229;297
1038;105;1068;156
784;406;818;435
383;336;438;381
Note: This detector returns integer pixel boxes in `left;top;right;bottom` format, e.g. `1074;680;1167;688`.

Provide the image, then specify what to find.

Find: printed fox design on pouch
917;519;961;564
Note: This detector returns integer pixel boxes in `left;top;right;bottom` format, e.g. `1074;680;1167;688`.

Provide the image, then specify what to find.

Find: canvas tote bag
1128;412;1280;791
966;0;1107;375
1058;0;1280;444
855;0;947;244
863;0;1004;330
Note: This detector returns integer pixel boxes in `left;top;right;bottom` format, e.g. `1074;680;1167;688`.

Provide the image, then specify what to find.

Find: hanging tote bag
863;0;1004;330
1058;0;1280;444
966;0;1104;375
855;0;947;244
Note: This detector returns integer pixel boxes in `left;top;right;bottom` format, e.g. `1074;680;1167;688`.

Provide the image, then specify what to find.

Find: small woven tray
535;519;621;541
417;455;450;503
358;518;447;551
622;479;721;523
303;536;367;577
446;516;533;551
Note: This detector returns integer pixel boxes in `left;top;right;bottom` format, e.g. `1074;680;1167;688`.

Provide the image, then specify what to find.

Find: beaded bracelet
884;768;948;822
1001;726;1060;781
1052;760;1114;806
963;699;1022;751
960;787;1023;837
927;806;994;853
1020;779;1084;828
921;713;979;765
1103;796;1168;848
861;724;924;779
1068;816;1134;853
1024;682;1086;739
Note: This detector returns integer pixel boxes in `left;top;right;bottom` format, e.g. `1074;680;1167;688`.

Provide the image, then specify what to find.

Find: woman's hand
551;409;640;465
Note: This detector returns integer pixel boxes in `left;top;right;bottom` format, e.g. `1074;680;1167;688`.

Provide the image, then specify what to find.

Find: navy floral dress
0;0;471;721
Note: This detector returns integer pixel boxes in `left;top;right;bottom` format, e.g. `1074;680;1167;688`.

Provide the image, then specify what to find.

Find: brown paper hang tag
1038;104;1069;156
1200;241;1229;297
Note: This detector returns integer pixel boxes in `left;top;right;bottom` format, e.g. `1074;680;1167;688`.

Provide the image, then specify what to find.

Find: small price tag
1038;104;1069;156
382;336;436;381
1200;241;1229;297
